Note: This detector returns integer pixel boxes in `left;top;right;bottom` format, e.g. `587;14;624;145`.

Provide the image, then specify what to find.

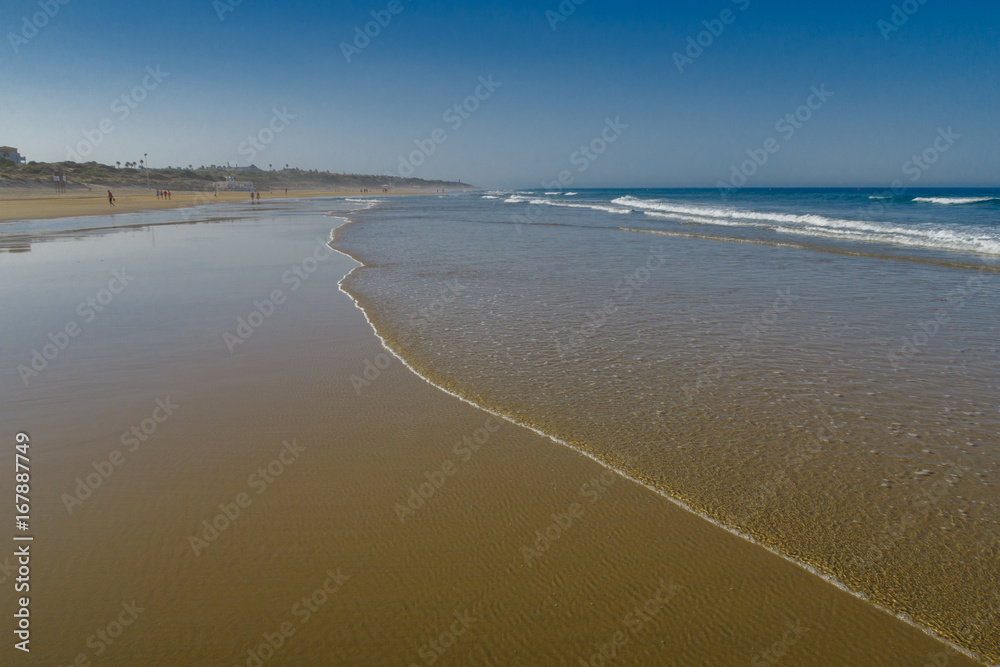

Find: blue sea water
498;187;1000;261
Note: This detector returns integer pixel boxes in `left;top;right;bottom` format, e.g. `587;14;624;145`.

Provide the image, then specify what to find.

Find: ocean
333;188;1000;658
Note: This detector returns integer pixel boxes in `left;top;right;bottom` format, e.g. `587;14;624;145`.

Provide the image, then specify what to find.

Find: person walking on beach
256;192;261;203
108;190;116;207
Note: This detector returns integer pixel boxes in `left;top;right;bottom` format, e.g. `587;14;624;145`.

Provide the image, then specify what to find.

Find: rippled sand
0;200;985;665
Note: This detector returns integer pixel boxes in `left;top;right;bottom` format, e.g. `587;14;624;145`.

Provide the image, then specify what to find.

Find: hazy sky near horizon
2;0;998;189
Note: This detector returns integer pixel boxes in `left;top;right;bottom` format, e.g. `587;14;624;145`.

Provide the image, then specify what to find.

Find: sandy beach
0;198;982;666
0;187;442;224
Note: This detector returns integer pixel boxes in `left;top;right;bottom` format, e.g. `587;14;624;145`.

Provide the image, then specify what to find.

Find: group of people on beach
107;189;175;207
105;185;393;210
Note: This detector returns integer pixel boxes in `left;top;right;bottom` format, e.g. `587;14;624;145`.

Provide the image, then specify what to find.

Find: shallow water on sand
335;192;1000;662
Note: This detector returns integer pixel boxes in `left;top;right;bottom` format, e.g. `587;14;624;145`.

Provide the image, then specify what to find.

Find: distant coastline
0;159;472;194
0;160;473;223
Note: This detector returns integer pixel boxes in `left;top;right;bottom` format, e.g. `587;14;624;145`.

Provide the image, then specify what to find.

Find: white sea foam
504;195;632;215
614;196;877;228
614;195;1000;255
343;198;383;210
642;211;747;227
912;197;998;205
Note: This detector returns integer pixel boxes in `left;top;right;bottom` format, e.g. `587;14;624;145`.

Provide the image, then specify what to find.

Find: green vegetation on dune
0;160;472;191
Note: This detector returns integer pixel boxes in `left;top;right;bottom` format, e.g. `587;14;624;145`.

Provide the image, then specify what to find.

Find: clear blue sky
2;0;998;188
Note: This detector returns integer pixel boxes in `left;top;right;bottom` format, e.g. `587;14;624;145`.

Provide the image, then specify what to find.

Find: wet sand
0;202;982;665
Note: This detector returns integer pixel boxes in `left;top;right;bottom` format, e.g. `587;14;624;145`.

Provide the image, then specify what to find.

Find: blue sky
2;0;998;188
